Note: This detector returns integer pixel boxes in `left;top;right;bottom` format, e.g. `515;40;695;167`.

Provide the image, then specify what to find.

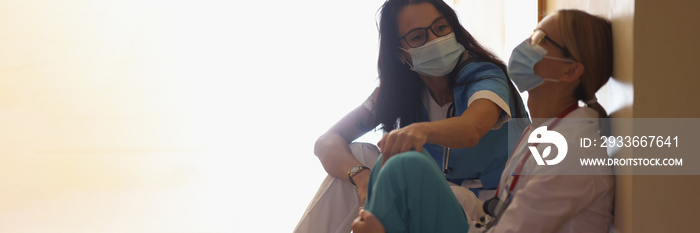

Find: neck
419;75;453;106
528;90;578;126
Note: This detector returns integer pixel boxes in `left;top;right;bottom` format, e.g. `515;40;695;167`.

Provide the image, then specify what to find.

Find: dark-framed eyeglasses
399;17;454;48
530;29;575;60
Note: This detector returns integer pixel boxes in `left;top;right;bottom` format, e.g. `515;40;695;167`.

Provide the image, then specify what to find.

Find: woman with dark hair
294;1;527;232
351;8;615;233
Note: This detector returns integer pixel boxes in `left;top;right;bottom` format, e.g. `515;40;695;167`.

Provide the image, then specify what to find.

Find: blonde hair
557;9;613;118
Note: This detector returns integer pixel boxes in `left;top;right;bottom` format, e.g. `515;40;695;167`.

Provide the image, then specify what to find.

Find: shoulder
456;61;506;83
553;108;601;140
453;61;510;97
552;107;610;163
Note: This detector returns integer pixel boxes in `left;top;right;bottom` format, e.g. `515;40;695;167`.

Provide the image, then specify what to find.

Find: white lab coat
485;107;614;233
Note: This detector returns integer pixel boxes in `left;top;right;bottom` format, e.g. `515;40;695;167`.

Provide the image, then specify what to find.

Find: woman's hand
377;122;429;165
352;209;386;233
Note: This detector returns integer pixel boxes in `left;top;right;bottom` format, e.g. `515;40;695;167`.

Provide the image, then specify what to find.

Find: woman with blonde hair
352;9;615;233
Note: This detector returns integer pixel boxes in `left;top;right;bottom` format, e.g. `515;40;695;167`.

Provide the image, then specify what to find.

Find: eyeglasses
530;29;575;60
399;17;454;48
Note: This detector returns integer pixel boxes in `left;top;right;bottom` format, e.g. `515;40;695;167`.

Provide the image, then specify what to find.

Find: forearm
315;133;370;183
424;99;501;149
377;115;488;160
421;117;484;149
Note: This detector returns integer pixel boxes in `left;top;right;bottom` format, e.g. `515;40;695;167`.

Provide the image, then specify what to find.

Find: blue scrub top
421;61;529;190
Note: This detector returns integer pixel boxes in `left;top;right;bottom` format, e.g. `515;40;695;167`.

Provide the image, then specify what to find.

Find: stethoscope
442;102;457;175
477;104;579;230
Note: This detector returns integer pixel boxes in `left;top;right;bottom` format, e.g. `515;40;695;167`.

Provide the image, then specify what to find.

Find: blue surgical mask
507;39;575;92
401;33;466;77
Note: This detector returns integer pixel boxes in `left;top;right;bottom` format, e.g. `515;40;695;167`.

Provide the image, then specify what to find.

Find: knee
349;142;380;167
383;150;434;171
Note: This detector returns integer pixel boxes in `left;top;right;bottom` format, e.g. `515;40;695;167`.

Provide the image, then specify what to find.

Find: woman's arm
379;62;513;162
378;98;501;162
315;88;380;203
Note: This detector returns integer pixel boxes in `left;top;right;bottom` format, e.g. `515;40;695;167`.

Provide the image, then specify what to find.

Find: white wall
0;0;385;232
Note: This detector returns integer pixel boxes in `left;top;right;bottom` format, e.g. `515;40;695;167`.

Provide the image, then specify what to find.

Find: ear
560;62;585;83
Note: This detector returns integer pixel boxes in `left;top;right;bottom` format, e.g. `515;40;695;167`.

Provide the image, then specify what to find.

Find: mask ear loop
399;55;414;70
398;45;415;69
543;56;577;63
541;56;576;83
542;78;561;83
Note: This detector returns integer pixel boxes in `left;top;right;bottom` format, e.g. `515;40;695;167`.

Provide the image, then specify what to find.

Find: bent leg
294;143;380;233
364;150;469;233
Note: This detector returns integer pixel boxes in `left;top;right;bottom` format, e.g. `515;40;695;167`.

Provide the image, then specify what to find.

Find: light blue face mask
401;33;466;77
507;39;576;92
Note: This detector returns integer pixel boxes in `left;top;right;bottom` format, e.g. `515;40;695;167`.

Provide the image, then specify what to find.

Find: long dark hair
374;0;525;133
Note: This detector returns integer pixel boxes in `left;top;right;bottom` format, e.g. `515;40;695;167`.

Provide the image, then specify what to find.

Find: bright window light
0;0;538;232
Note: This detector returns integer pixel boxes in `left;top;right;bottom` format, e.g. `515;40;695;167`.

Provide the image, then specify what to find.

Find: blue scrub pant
363;150;470;233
